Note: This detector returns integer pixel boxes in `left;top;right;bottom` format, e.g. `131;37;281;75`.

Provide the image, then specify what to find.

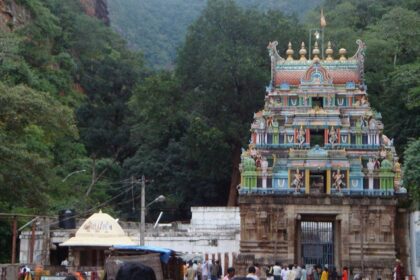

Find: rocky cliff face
0;0;31;31
0;0;109;32
79;0;109;25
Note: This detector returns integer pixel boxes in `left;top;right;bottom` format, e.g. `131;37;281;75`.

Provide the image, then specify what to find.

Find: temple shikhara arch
237;36;408;278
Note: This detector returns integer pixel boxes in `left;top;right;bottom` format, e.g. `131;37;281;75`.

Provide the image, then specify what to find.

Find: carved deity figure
394;159;402;188
259;119;265;129
332;169;345;192
327;95;333;106
329;126;338;145
303;96;308;106
360;116;368;130
367;158;375;175
382;134;394;148
272;119;279;128
298;126;306;148
249;144;257;158
360;95;369;106
369;118;377;130
291;168;304;191
261;157;268;174
354;95;369;107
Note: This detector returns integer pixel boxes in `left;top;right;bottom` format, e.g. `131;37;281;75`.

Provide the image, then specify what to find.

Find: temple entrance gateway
300;220;334;267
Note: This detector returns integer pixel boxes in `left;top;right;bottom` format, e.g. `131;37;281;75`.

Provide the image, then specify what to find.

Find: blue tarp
112;245;174;264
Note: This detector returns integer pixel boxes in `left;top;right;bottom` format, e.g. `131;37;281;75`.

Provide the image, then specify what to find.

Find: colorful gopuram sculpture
239;39;403;195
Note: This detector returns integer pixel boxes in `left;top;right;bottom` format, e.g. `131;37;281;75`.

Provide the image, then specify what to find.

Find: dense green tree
122;72;193;220
0;83;78;212
403;139;420;201
363;7;420;154
175;0;305;205
0;0;146;218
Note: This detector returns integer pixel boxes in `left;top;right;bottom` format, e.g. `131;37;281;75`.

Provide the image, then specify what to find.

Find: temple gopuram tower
237;38;408;278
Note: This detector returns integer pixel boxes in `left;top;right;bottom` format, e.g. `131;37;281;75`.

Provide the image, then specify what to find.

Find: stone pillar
368;176;374;190
327;169;331;194
305;169;310;194
346;170;350;190
306;128;310;144
324;129;329;145
262;175;267;189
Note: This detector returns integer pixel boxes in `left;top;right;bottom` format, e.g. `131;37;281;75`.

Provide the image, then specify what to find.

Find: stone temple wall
237;194;405;280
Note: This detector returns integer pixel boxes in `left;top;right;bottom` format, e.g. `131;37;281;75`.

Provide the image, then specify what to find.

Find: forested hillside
0;0;146;261
107;0;322;69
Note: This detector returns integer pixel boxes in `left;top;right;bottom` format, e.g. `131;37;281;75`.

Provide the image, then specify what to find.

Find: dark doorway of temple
310;129;324;147
312;97;323;108
310;171;326;194
300;220;334;267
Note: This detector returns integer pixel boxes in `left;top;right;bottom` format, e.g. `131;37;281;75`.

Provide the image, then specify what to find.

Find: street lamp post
140;175;165;246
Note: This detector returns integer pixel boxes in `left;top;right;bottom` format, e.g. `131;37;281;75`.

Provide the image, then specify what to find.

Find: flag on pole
320;9;327;28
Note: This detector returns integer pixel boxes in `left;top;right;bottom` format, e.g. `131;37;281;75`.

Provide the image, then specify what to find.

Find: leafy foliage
0;0;145;220
0;83;78;212
403;139;420;201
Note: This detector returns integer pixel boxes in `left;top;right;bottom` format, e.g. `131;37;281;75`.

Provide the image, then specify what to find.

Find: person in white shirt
202;260;209;280
281;265;288;280
272;262;282;280
246;266;259;280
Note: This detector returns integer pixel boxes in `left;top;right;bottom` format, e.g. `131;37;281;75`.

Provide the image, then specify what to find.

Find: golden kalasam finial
339;48;347;61
326;41;333;61
313;41;320;62
286;41;294;60
299;42;307;61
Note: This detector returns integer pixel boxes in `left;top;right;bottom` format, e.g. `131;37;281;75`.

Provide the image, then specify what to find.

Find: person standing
313;265;320;280
393;259;403;280
210;260;219;280
301;265;307;280
328;267;338;280
288;265;296;280
320;266;328;280
202;260;209;280
273;262;282;280
281;265;288;280
223;267;235;280
197;261;203;280
246;266;259;280
295;264;302;280
341;267;348;280
186;261;196;280
254;263;261;279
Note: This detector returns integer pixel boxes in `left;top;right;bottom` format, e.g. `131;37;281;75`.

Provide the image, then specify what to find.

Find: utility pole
11;216;17;264
29;221;36;264
140;175;146;246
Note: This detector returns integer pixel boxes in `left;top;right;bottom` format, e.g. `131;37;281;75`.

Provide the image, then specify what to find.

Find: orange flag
320;9;327;28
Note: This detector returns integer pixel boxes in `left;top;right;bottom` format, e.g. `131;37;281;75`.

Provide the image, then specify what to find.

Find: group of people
253;263;345;280
184;259;225;280
185;259;404;280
